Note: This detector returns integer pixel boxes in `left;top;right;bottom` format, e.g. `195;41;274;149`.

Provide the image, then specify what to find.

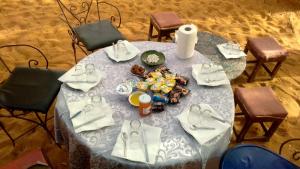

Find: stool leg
148;19;154;41
237;119;252;142
270;61;283;79
264;120;282;141
157;30;162;42
234;95;238;108
244;44;249;54
248;61;262;82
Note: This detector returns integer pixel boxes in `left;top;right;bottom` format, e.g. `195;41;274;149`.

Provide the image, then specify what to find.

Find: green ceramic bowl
141;50;165;66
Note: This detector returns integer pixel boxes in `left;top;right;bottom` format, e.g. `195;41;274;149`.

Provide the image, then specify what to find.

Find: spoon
202;109;226;123
190;124;215;130
210;115;226;123
121;132;128;157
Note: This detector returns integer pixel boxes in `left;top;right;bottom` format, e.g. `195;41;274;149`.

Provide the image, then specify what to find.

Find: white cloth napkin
192;64;230;86
111;120;162;165
104;40;141;62
177;104;231;145
71;99;115;133
58;64;105;92
62;88;90;117
217;43;246;59
195;63;223;74
62;89;115;133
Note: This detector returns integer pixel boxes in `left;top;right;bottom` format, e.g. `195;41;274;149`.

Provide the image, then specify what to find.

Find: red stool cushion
0;149;49;169
151;12;182;28
247;36;288;62
235;87;288;119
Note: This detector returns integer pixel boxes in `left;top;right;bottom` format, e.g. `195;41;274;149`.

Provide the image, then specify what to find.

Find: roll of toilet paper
175;24;198;59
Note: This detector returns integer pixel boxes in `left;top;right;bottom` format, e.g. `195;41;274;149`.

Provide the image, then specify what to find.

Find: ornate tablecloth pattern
55;41;235;169
195;32;246;80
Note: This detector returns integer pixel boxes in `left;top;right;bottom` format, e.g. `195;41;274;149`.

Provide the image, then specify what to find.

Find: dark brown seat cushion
247;36;288;62
151;12;182;29
0;67;63;113
235;87;287;119
74;20;125;51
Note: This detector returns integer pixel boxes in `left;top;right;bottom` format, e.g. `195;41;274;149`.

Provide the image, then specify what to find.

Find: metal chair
0;121;14;145
220;144;299;169
0;44;63;146
280;138;300;163
56;0;125;63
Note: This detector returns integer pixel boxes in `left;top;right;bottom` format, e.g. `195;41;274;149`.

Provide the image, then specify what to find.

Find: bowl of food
141;50;165;66
128;91;145;107
116;83;132;96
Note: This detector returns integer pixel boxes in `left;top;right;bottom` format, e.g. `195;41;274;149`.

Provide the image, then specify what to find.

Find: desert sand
0;0;299;168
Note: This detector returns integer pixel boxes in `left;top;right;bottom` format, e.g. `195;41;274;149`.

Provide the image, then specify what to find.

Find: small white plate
66;69;104;92
116;83;132;96
104;40;141;62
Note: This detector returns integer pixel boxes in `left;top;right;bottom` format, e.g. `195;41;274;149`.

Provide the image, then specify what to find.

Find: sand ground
0;0;299;168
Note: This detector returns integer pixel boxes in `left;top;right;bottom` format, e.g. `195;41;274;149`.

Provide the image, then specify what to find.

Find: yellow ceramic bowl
128;91;145;107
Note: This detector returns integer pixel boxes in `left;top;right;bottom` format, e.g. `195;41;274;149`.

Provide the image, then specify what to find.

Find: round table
55;41;235;169
195;32;246;80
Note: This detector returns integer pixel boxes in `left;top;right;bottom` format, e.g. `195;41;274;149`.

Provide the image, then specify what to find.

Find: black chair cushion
74;20;125;51
0;67;63;113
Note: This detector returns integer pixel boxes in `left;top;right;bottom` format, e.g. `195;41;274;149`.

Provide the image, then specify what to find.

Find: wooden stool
148;12;183;42
243;36;288;82
233;87;288;142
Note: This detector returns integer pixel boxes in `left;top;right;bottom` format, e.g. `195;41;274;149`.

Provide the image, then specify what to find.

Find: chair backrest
280;138;300;162
56;0;121;30
0;44;48;74
220;144;299;169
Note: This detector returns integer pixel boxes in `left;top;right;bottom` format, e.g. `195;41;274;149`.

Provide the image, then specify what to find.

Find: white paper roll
175;24;198;59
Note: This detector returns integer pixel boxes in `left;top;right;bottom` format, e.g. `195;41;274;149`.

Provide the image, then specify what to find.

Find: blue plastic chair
220;144;299;169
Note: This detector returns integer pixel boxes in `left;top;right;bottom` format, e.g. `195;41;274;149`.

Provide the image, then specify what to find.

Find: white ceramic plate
66;69;104;92
104;40;141;62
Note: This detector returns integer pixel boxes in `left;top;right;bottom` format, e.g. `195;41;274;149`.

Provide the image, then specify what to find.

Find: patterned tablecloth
54;41;236;169
195;32;246;80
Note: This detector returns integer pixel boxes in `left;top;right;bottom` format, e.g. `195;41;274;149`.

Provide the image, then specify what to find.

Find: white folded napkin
58;64;105;92
71;99;115;133
62;87;94;117
193;63;223;74
111;120;162;165
177;104;231;145
192;64;230;86
217;43;246;59
104;40;140;62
